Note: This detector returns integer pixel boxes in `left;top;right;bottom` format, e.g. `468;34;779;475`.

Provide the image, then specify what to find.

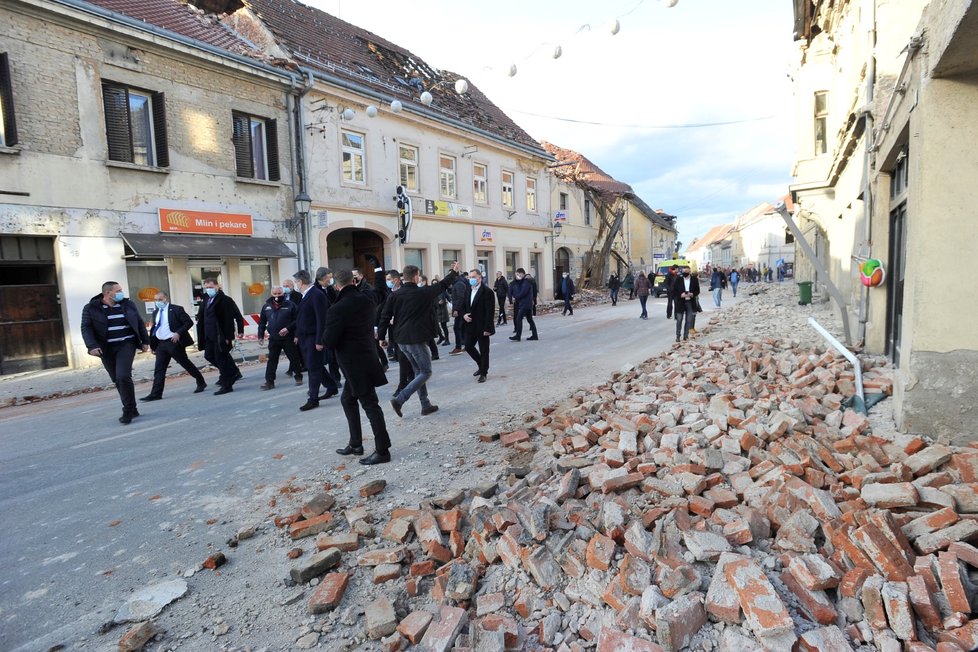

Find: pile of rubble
221;323;978;652
534;288;611;316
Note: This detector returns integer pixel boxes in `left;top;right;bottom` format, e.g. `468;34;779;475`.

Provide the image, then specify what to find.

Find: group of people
79;259;558;466
606;264;703;341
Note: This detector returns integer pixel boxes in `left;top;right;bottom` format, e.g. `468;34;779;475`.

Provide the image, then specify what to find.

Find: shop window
341;130;366;184
240;262;271;316
0;53;18;147
125;262;171;324
399;144;419;193
232;111;280;181
101;81;168;167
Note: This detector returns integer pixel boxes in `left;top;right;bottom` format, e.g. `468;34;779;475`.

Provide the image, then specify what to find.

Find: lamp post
293;191;311;269
545;220;563;299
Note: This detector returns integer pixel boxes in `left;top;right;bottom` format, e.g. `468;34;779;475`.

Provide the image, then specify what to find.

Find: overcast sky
306;0;796;245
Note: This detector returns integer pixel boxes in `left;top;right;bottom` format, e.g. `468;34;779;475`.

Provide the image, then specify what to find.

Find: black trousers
340;383;391;453
453;315;465;348
666;294;674;318
675;303;695;339
514;305;537;339
265;337;301;383
204;337;239;386
150;339;204;397
496;296;507;323
323;347;341;384
299;336;335;401
563;297;573;315
464;332;490;374
438;320;450;342
427;338;438;358
101;340;137;412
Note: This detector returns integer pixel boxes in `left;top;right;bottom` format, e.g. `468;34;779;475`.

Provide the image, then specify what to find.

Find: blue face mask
283;287;291;295
113;291;125;302
469;278;479;286
205;288;217;297
154;301;166;310
386;280;394;289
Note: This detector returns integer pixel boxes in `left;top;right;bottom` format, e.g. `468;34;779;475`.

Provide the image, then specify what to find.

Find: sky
305;0;797;246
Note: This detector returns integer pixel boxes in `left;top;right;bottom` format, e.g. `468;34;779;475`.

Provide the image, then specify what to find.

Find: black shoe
318;389;338;400
390;398;403;417
360;451;391;465
473;370;482;376
231;371;243;383
421;405;439;416
431;355;440;361
260;382;274;390
139;395;162;402
132;408;139;417
676;337;681;343
294;374;303;385
194;383;207;393
214;386;233;395
509;336;520;342
336;445;364;456
527;335;539;341
478;374;487;383
119;412;133;425
299;400;319;411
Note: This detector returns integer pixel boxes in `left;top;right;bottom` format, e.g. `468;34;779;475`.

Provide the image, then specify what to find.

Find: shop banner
425;199;471;218
159;208;253;236
476;227;495;245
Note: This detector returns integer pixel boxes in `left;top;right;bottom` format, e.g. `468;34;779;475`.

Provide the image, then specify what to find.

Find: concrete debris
113;579;188;624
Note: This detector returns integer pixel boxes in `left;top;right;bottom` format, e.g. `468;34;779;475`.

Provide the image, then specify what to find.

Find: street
0;294;729;650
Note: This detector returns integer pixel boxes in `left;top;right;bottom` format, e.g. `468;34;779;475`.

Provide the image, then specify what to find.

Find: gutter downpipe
809;317;865;403
856;0;877;345
293;68;315;271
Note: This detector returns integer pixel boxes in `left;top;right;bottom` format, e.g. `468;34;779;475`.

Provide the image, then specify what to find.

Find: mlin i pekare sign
159;208;253;236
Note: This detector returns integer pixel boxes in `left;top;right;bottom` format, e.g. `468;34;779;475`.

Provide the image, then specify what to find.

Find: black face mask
682;272;690;278
273;295;284;302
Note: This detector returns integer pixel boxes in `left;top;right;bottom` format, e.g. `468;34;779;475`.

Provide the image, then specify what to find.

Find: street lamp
292;191;312;268
544;220;563;298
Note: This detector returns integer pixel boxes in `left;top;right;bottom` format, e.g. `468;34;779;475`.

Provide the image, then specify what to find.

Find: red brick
853;524;914;580
861;575;889;630
724;556;794;640
308;572;350;614
602;472;644;494
373;564;401;584
938;551;972;613
357;547;406;566
359;479;387;497
780;570;837;625
410;560;435;577
654;592;707;651
316;532;359;552
477;614;520;649
500;430;530;447
881;580;916;641
903;507;960;540
396;610;433;644
118;621;157;652
908;574;942;631
949;541;978;568
289;512;335;539
596;626;664;652
586;533;616;571
788;554;840;590
420;605;467;652
938;620;978;649
797;625;854;651
688;495;715;517
436;508;463;532
839;568;871;599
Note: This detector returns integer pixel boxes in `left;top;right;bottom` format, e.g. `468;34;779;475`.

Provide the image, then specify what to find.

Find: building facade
729;199;796;272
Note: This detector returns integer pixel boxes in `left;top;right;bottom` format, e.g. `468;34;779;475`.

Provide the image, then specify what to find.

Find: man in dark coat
195;278;244;395
449;271;469;355
142;290;206;401
316;266;341;385
462;268;496;383
608;273;621;305
671;265;701;342
508;268;538;341
323;270;392;466
293;269;336;411
81;281;150;424
559;272;575;316
257;286;301;390
493;271;509;325
664;265;679;318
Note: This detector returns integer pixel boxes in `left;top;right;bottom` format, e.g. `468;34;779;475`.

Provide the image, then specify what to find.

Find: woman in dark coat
635;272;651;319
432;275;451;345
493;271;509;325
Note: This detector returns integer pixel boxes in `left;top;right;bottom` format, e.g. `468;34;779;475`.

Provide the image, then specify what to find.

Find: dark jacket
528;276;539;304
622;273;635;290
559;276;575;299
81;295;150;350
450;276;468;313
509;278;535;310
257;297;298;341
295;286;328;345
195;290;244;352
322;285;388;396
462;284;496;337
671;275;701;312
635;274;651;298
378;271;459;345
608;275;621;290
435;287;450;323
710;269;724;291
149;303;194;351
493;277;509;302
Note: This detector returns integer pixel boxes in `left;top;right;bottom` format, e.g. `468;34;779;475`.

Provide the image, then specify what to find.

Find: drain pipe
856;0;877;345
292;69;315;270
809;317;864;406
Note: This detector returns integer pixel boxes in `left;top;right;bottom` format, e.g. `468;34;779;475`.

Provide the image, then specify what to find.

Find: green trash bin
798;281;813;305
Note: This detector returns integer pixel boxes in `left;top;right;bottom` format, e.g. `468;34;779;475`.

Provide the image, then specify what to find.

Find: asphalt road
0;295;725;650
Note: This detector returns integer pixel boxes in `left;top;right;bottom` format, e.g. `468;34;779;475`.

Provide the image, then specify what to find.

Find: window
501;170;514;209
232;111;279;181
526;178;537;212
785;230;795;244
442;249;460;275
0;53;18;147
559;192;568;211
405;248;425;273
584;199;592;225
440;154;457;198
101;81;168;166
505;251;519;278
341;130;365;183
814;91;828;155
473;163;487;204
399;144;419;192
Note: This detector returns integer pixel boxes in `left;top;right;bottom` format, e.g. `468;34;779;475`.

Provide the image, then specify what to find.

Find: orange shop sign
158;208;253;236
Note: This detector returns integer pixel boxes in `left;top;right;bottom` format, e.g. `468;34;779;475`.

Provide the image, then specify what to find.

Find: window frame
814;90;828;156
472;162;488;205
101;80;169;167
0;53;18;147
232;110;280;181
584;198;592;226
439;153;457;199
340;129;366;185
501;169;515;209
525;177;537;213
559;192;568;211
398;143;420;193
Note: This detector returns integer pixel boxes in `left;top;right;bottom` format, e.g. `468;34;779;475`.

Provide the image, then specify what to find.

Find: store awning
121;233;296;258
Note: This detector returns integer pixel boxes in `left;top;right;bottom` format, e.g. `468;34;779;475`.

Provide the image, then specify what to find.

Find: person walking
81;281;150;424
672;265;700;341
195;278;243;395
560;272;575;316
418;275;440;361
664;265;679;318
432;275;452;345
493;271;509;325
462;268;495;383
710;267;724;308
324;270;393;466
293;270;335;411
257;286;302;390
729;269;740;297
608;273;620;305
316;267;342;386
279;278;304;381
623;271;635;300
508;268;538;341
635;271;651;319
449;270;468;355
378;262;460;418
526;273;539;316
141;290;206;401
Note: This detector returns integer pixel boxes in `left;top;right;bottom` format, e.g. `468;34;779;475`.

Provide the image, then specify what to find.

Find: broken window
440;154;456;198
342;130;365;184
473;163;487;204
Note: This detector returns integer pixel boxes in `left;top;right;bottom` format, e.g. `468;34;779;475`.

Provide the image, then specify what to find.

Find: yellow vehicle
652;258;698;297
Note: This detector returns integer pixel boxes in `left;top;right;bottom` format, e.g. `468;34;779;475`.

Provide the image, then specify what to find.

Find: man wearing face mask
141;290;206;401
315;267;342;391
462;268;495;382
671;265;700;342
81;281;151;424
257;286;301;390
280;278;304;380
196;278;244;394
293;269;334;410
508;268;538;341
560;271;575;316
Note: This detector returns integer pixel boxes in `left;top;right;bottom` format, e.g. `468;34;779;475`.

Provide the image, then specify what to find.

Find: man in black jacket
671;265;701;342
293;269;337;411
141;290;206;401
493;271;509;325
378;262;460;417
462;268;496;382
316;267;341;385
257;286;301;390
81;281;150;424
664;265;679;318
323;270;392;466
449;271;468;355
196;278;244;395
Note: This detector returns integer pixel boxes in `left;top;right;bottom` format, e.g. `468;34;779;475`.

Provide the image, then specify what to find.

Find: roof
629;195;678;233
686;223;734;253
541;142;634;197
84;0;258;54
238;0;546;156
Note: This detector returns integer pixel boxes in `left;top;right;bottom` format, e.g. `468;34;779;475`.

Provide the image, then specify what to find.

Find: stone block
655;592;707;652
419;605;467;652
290;548;341;583
365;597;397;639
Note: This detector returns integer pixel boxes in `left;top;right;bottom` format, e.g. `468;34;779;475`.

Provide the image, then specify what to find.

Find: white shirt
683;277;692;292
470;285;479;307
155;304;174;339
